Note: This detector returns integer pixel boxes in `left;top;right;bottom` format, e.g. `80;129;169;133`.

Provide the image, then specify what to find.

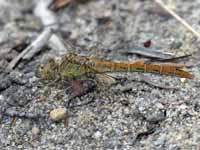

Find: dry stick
34;0;68;54
6;46;31;70
23;28;53;59
154;0;200;39
7;28;52;70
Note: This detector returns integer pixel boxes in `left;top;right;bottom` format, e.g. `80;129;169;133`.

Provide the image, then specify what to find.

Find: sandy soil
0;0;200;149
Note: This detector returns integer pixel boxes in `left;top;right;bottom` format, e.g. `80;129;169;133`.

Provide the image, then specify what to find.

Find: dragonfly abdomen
93;59;194;79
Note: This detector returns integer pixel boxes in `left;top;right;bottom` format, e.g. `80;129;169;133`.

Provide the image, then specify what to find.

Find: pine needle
154;0;200;39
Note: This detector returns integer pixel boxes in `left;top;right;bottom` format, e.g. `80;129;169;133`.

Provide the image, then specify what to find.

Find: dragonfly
38;43;194;107
38;51;194;82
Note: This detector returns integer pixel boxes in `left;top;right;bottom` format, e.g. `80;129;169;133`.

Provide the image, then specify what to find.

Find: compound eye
39;64;44;70
35;64;45;78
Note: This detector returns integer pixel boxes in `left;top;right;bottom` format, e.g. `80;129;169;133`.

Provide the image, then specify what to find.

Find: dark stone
5;86;33;106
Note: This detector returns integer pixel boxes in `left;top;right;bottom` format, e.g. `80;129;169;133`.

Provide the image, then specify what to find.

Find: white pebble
50;108;67;122
32;127;40;135
180;78;186;83
93;131;102;139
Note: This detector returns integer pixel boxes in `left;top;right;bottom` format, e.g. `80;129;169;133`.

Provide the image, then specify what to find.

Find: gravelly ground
0;0;200;150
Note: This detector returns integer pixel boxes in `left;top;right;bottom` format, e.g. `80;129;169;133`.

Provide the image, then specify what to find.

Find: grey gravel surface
0;0;200;150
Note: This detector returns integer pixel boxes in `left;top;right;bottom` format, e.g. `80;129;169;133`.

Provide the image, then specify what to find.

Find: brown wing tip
177;69;194;79
185;73;194;79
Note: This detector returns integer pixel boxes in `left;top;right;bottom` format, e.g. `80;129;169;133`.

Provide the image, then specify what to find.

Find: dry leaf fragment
49;0;72;11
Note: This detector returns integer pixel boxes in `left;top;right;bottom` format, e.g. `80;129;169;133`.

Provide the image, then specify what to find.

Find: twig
49;0;72;11
34;0;58;29
6;46;29;70
154;0;200;39
23;28;53;59
34;0;68;54
6;29;52;70
48;34;67;53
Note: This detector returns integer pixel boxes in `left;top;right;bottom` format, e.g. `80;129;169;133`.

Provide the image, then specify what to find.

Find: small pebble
180;78;186;83
32;127;40;135
93;131;102;139
0;95;4;101
50;108;67;122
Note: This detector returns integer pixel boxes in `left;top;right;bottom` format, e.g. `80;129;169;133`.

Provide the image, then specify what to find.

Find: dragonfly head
37;58;59;80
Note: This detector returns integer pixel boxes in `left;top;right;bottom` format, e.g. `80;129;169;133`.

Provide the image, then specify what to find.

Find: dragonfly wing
118;45;192;63
95;73;117;86
118;45;174;59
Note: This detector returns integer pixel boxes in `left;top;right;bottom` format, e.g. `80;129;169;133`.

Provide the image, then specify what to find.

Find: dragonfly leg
67;96;95;108
65;78;96;108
